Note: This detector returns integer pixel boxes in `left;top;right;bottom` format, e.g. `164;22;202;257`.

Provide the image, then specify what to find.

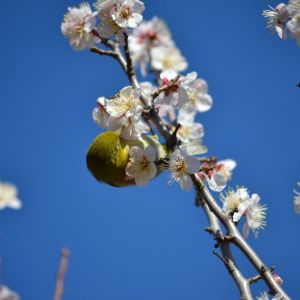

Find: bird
86;131;165;187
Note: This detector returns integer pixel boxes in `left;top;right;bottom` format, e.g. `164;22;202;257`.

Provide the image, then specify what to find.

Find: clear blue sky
0;0;299;299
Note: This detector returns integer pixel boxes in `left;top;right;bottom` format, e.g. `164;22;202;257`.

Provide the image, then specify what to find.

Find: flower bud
273;273;283;285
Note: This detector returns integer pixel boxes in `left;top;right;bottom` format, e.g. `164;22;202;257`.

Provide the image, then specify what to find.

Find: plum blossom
95;0;124;43
0;182;22;210
106;86;142;126
197;159;236;192
221;187;251;222
215;159;237;182
181;141;208;157
203;172;227;192
95;0;144;44
151;46;187;72
140;81;155;105
167;147;200;192
125;146;157;186
106;86;149;140
119;118;150;140
257;292;270;300
293;182;300;213
243;194;267;238
0;285;20;300
156;72;212;114
257;292;282;300
111;0;145;29
92;97;109;128
155;70;181;107
61;3;99;50
262;4;289;39
177;106;204;144
287;0;300;16
183;76;213;113
286;0;300;45
286;13;300;45
129;17;173;75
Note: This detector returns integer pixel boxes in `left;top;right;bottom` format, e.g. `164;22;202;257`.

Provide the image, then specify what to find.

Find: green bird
86;131;166;187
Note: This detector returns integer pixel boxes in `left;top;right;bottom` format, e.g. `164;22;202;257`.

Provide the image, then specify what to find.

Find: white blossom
106;86;149;140
202;159;235;192
129;17;173;75
0;182;22;210
243;194;267;239
111;0;145;29
106;86;143;128
181;141;208;157
151;46;187;72
204;172;227;192
177;106;204;143
92;97;109;128
155;70;181;107
156;72;212;113
167;147;200;192
293;182;300;213
119;117;150;140
125;146;157;186
140;81;155;97
215;159;237;182
183;75;213;113
61;3;99;51
257;292;283;300
287;0;300;16
96;0;125;43
197;159;236;193
262;4;289;39
257;291;270;300
0;285;20;300
96;0;144;44
140;81;155;106
221;187;251;222
287;14;300;45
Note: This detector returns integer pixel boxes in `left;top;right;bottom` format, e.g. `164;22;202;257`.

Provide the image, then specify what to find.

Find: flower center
140;157;150;169
173;159;186;174
120;6;132;20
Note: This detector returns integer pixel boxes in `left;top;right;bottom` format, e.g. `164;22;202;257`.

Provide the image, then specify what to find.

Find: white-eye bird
86;131;166;187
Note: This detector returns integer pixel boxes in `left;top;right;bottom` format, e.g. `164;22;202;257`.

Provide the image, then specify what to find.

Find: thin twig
248;266;276;284
90;47;117;58
151;75;180;100
53;247;70;300
123;32;135;85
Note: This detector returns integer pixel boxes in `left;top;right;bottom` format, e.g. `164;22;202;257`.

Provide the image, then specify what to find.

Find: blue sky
0;0;299;299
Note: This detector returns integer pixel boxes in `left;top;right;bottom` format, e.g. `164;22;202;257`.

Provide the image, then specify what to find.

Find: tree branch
197;194;253;300
193;176;290;300
248;266;275;285
53;247;70;300
89;31;291;300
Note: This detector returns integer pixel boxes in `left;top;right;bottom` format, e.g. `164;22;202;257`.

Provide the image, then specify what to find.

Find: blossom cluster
62;0;268;237
61;0;145;50
263;0;300;45
220;187;267;238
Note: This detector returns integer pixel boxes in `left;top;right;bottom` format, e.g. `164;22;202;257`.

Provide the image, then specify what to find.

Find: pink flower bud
273;273;283;285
